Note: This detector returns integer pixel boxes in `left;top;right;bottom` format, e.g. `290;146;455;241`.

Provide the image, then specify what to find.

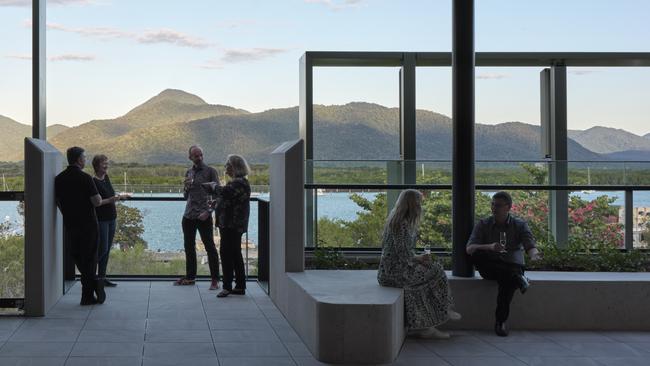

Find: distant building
619;207;650;246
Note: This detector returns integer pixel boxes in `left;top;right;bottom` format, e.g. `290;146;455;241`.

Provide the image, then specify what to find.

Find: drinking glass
499;232;507;253
423;244;431;255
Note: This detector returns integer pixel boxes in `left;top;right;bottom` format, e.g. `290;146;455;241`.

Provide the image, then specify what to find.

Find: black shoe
95;280;106;304
231;288;246;295
517;275;530;294
104;279;118;287
80;296;97;306
495;321;509;337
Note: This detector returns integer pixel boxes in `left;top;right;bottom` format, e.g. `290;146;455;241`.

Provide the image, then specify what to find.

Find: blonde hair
226;154;250;178
385;189;423;234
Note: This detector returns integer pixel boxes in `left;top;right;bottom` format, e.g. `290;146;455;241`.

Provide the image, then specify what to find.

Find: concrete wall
269;139;304;315
444;271;650;330
24;138;64;316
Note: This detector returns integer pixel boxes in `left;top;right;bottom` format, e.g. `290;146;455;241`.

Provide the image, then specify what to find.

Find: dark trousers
219;227;246;291
182;216;220;280
97;219;116;278
68;225;99;299
473;257;524;323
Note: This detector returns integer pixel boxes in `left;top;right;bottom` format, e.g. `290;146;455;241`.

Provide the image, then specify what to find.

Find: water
1;191;648;252
0;192;378;252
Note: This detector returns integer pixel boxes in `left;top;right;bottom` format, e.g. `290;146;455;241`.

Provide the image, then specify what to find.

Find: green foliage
0;233;24;298
308;247;370;270
114;203;147;250
528;240;648;272
106;243;211;275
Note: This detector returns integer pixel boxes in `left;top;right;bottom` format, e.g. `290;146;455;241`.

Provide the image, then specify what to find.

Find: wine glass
423;244;431;255
499;232;507;253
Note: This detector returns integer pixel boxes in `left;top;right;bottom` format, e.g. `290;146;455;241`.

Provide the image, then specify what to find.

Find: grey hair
188;145;202;156
385;189;423;234
226;154;250;178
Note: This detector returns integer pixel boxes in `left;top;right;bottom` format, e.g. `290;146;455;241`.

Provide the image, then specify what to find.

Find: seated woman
377;189;460;339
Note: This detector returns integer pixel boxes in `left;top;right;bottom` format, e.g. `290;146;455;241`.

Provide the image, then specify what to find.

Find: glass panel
476;67;542;161
105;197;263;277
313;67;400;161
0;3;29;304
416;67;452;161
634;194;650;249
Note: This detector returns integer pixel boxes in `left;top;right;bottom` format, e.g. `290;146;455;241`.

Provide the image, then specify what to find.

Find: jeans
473;256;524;323
97;219;116;279
182;216;220;280
219;227;246;291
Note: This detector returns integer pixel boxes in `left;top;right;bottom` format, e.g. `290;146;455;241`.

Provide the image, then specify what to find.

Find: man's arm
520;221;542;261
90;194;102;207
465;221;505;255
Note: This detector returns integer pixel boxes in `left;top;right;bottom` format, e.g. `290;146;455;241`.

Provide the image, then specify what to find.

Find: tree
114;203;147;250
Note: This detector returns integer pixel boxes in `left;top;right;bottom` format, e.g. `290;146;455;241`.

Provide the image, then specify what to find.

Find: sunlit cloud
569;69;599;76
476;72;509;80
1;0;94;7
215;19;259;29
33;21;212;49
49;54;95;62
138;29;211;48
199;60;224;70
4;54;32;60
220;47;290;63
4;53;95;62
304;0;365;11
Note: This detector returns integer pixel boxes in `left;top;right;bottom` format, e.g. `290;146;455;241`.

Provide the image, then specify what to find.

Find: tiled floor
0;281;649;366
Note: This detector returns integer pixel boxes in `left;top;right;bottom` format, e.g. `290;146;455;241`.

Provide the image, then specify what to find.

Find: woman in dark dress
92;155;124;287
203;154;251;298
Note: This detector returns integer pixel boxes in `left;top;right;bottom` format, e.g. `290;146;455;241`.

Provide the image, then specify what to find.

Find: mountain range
1;89;649;164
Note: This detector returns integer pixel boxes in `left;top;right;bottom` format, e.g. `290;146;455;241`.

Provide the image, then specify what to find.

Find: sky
1;0;649;135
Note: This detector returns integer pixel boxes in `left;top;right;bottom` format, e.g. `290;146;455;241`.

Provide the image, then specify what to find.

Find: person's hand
201;182;218;192
110;195;120;203
119;193;132;200
198;211;210;221
184;176;193;188
491;242;506;253
529;249;543;261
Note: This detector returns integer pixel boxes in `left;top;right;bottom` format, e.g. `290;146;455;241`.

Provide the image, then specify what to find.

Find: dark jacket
209;177;251;233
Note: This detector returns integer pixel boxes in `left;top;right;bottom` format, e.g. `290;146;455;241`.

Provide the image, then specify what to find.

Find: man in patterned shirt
466;191;542;337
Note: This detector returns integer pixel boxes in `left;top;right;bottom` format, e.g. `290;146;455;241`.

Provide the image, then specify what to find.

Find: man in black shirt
466;191;542;336
55;147;107;305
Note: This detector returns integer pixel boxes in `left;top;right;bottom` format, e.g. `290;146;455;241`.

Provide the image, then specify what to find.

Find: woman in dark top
92;155;124;287
203;154;251;298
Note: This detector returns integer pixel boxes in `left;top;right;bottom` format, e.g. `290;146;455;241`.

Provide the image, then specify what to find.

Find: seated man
466;191;541;337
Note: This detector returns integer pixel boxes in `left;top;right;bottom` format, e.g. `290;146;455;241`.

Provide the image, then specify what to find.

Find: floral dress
377;223;452;329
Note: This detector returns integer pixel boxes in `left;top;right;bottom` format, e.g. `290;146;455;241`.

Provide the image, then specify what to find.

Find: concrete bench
281;269;650;364
445;271;650;330
285;270;405;364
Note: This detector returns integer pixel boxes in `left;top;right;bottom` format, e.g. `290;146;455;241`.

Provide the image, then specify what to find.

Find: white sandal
418;327;450;339
448;309;462;321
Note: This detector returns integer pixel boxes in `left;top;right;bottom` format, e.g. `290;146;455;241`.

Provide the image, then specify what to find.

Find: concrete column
542;66;569;247
24;138;63;316
269;140;305;314
299;54;315;247
400;53;417;185
451;0;475;277
32;0;46;139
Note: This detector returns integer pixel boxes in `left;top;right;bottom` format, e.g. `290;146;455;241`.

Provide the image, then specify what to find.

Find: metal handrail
305;183;650;191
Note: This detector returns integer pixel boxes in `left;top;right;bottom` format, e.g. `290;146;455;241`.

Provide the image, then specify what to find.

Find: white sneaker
418;327;450;339
448;309;462;321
